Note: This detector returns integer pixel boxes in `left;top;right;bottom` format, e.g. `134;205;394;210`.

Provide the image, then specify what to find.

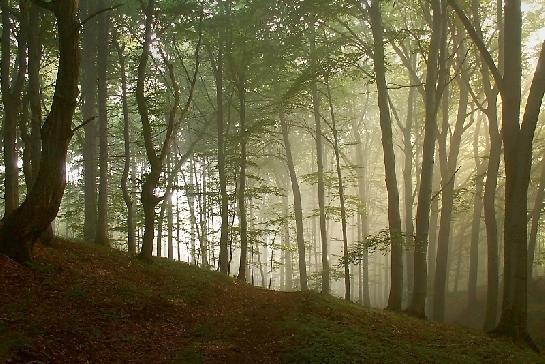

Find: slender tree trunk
310;24;329;294
114;32;136;255
427;161;440;315
214;21;230;274
187;158;198;264
0;0;80;262
137;0;200;260
325;80;351;301
200;158;209;268
283;190;293;291
156;182;167;258
96;1;111;246
468;118;485;308
280;111;308;291
403;69;416;306
353;119;370;306
237;80;249;281
369;0;403;310
80;0;98;241
433;26;470;321
528;154;545;281
409;0;446;318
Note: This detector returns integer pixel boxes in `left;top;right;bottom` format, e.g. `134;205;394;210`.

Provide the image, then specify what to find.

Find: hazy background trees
1;0;545;346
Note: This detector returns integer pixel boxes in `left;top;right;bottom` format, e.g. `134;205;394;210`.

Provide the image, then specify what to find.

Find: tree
96;0;111;246
113;27;136;255
408;0;447;318
136;0;201;260
0;0;80;262
80;0;99;242
367;0;403;311
449;0;545;343
280;110;308;291
1;0;28;215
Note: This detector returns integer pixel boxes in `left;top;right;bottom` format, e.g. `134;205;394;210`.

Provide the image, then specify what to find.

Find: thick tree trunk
1;0;28;215
495;41;545;341
369;0;403;310
280;112;308;291
0;0;80;262
28;3;42;185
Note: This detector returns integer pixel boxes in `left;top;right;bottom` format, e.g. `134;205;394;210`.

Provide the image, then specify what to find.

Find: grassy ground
1;239;543;363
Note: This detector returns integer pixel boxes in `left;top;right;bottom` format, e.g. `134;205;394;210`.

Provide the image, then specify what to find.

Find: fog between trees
1;0;545;347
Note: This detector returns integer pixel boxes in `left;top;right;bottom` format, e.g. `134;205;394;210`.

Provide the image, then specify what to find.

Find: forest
1;0;545;362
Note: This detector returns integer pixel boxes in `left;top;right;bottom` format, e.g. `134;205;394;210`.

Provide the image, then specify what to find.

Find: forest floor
1;239;544;363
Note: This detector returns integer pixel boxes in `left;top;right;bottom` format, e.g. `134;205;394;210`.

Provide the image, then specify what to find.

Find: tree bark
0;0;80;262
369;0;403;310
96;0;111;246
80;0;99;241
409;0;446;318
1;0;28;215
353;120;370;306
527;153;545;281
326;79;351;301
310;24;329;294
237;79;249;281
468;118;485;308
280;111;308;291
432;24;470;321
113;31;136;255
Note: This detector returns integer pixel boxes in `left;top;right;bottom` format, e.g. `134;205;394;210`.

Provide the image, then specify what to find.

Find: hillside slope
1;240;543;363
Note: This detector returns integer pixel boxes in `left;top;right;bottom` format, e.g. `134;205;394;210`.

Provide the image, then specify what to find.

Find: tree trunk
427;161;440;315
352;119;370;306
137;0;199;260
214;20;230;274
280;111;308;291
96;0;111;246
199;158;209;268
468;118;485;308
237;80;249;281
0;0;80;262
80;0;98;241
326;79;351;301
310;24;329;294
409;0;446;318
369;0;403;310
28;3;42;185
433;25;469;321
403;66;416;306
1;0;28;215
114;31;136;255
527;154;545;281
